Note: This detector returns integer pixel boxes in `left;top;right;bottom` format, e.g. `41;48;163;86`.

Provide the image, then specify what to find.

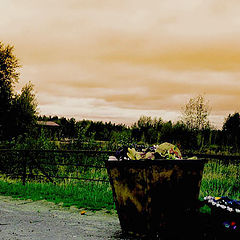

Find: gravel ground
0;195;126;240
1;196;238;240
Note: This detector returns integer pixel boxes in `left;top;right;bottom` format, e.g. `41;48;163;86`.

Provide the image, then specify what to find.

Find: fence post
22;150;27;185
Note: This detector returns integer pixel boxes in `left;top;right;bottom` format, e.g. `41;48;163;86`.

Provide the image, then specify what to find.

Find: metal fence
0;149;115;185
0;149;240;185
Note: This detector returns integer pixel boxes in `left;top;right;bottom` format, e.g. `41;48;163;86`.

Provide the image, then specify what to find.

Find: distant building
37;121;60;127
37;121;60;139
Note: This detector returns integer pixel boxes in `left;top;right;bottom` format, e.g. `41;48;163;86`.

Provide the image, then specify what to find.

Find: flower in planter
114;142;182;160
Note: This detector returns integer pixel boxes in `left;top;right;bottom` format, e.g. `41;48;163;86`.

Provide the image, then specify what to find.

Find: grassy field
0;160;239;211
0;179;114;210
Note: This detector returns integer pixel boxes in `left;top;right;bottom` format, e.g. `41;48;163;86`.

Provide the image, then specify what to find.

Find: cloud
38;93;181;125
1;0;240;129
19;62;240;116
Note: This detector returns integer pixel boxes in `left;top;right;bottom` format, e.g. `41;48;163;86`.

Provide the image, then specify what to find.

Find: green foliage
110;129;132;146
31;110;240;154
10;82;38;138
132;116;163;144
0;42;20;93
157;121;173;143
12;129;56;150
0;158;239;210
200;160;240;200
0;180;114;210
0;42;20;139
0;41;38;140
25;112;240;154
222;112;240;151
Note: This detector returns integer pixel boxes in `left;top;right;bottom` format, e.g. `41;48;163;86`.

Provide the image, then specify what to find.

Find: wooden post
22;151;27;185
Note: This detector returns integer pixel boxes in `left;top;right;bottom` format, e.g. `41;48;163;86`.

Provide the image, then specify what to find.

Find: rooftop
37;121;60;127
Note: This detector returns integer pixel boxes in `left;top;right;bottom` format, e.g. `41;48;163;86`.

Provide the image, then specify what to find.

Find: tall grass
0;160;239;210
200;160;240;200
0;178;114;210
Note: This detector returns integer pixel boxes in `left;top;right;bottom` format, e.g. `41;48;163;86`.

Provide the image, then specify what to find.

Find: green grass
0;179;114;210
0;160;239;211
200;160;240;200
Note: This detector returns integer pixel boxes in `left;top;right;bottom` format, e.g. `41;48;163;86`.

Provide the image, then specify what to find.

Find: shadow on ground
111;212;240;240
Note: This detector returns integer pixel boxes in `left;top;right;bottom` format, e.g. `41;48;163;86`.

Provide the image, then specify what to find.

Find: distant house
37;121;60;139
37;121;60;127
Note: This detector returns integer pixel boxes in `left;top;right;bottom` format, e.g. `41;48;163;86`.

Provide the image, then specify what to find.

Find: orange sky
1;0;240;128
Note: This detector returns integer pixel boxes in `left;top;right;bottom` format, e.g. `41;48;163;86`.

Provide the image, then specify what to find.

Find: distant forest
34;113;240;153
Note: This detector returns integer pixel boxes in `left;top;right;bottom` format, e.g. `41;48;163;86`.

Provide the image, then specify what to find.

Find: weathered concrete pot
106;159;205;236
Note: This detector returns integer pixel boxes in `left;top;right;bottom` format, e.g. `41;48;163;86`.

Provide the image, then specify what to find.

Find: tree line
1;41;240;153
36;113;240;153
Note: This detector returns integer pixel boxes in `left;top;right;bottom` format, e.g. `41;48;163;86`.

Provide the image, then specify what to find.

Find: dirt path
1;195;234;240
0;195;127;240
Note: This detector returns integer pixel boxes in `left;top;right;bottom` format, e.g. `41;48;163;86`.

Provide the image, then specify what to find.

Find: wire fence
0;149;115;185
0;149;240;185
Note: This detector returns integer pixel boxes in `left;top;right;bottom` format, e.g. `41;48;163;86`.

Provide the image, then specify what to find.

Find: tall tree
0;42;20;138
10;82;38;137
222;112;240;150
0;41;38;140
181;94;211;130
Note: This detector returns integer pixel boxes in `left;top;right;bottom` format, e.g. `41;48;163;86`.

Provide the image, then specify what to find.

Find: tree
133;116;163;143
0;42;20;138
9;82;38;137
158;121;173;143
0;41;37;140
222;112;240;151
181;94;211;130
